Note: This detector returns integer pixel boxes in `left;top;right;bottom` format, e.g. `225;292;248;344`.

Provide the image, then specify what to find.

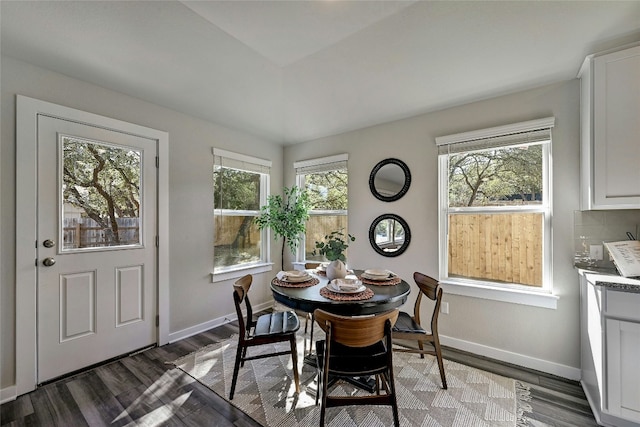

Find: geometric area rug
171;332;532;427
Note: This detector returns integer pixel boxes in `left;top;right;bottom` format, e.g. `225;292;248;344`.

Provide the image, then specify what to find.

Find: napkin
277;270;308;280
331;278;362;291
337;283;360;291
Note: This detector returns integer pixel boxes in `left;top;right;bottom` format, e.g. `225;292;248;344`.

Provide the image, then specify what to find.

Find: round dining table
270;269;411;316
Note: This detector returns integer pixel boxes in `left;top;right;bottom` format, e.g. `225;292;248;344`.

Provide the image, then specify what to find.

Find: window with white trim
295;154;349;262
213;148;270;273
436;118;555;300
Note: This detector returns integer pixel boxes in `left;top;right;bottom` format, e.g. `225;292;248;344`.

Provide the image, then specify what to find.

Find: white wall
1;54;583;392
0;56;283;390
284;80;582;377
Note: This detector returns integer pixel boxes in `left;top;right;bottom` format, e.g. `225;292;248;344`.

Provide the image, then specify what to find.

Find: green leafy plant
255;186;311;270
313;229;355;262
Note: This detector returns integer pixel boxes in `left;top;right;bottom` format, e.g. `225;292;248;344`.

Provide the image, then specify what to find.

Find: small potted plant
313;229;355;280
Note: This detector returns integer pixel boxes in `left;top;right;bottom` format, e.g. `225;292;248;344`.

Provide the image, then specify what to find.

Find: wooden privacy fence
63;217;140;249
304;215;348;256
448;213;543;287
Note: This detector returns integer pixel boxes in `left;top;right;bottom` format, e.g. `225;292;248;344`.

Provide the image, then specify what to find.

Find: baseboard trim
1;385;17;404
167;301;272;343
441;335;581;380
168;305;580;380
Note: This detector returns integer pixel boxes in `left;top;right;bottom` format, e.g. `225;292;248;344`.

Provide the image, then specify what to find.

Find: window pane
214;215;261;268
306;169;348;210
62;136;141;249
448;145;542;207
213;167;260;210
448;212;543;287
304;214;348;261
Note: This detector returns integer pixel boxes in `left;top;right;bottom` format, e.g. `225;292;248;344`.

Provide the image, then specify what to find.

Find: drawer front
606;290;640;321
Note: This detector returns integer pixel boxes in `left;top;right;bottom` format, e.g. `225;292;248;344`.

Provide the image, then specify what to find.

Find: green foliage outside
255;186;311;270
305;170;348;210
63;137;141;244
448;145;542;207
213;167;263;269
213;167;260;210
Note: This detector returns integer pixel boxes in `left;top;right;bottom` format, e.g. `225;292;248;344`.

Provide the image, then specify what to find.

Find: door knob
43;239;55;248
43;257;56;267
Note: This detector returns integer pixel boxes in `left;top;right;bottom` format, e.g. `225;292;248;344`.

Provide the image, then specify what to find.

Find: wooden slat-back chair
230;274;300;400
314;308;400;427
392;271;447;389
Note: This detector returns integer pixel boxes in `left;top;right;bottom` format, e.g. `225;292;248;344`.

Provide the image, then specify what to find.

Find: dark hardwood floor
1;317;598;426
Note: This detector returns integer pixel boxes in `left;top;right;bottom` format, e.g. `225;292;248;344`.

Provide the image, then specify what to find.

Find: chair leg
418;340;425;359
434;340;447;389
304;313;309;334
290;335;300;393
315;364;321;406
319;345;330;425
319;370;328;426
230;343;244;400
308;314;315;356
240;345;248;367
387;368;400;427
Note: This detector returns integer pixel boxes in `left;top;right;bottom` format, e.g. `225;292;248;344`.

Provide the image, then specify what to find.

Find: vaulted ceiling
2;1;639;144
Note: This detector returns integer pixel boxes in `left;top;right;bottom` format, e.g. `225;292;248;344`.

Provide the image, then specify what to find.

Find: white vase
326;259;347;281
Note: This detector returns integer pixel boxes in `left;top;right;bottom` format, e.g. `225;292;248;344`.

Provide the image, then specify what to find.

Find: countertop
577;265;640;293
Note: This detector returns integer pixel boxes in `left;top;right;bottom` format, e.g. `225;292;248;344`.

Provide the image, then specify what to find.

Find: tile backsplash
574;210;640;256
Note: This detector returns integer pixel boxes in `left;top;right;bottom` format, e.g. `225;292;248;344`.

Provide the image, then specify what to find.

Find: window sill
211;263;274;283
439;279;558;309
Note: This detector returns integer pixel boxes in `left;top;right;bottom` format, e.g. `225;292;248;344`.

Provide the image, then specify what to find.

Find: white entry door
37;115;157;383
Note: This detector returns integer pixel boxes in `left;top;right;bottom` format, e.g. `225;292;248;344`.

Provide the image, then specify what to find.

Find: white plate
364;269;389;277
282;271;311;282
329;281;366;294
283;276;311;283
361;274;389;281
283;270;307;277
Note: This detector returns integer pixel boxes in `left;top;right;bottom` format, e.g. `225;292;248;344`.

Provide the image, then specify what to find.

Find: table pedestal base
303;354;377;393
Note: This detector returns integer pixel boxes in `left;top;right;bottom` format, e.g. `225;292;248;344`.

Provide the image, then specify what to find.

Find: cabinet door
606;318;640;421
593;45;640;208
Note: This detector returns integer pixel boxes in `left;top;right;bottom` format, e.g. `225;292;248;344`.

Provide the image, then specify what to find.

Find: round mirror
369;214;411;257
369;158;411;202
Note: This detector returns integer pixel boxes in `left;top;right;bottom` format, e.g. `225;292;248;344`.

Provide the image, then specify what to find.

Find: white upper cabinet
580;44;640;210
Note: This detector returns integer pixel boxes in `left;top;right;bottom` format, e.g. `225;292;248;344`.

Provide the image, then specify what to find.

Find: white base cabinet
606;319;640;422
579;43;640;210
580;271;640;427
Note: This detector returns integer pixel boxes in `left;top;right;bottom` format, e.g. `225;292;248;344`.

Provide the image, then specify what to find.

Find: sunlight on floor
112;369;194;424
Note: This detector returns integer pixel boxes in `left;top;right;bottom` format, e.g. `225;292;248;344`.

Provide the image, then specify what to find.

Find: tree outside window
438;122;552;290
295;155;349;262
62;136;142;249
213;149;270;272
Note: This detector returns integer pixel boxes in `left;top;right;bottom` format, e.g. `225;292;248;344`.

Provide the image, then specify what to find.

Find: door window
61;135;143;251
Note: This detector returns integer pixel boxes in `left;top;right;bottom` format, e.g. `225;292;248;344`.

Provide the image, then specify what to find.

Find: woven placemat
272;277;319;288
319;286;374;301
358;275;402;286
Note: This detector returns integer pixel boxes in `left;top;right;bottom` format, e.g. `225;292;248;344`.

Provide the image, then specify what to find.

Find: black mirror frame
369;213;411;257
369;158;411;202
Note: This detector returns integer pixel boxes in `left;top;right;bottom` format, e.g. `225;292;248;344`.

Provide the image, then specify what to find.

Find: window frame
294;154;349;263
436;118;558;309
211;148;272;282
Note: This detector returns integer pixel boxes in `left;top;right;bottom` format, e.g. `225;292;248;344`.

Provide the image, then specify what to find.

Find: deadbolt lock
43;239;55;248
